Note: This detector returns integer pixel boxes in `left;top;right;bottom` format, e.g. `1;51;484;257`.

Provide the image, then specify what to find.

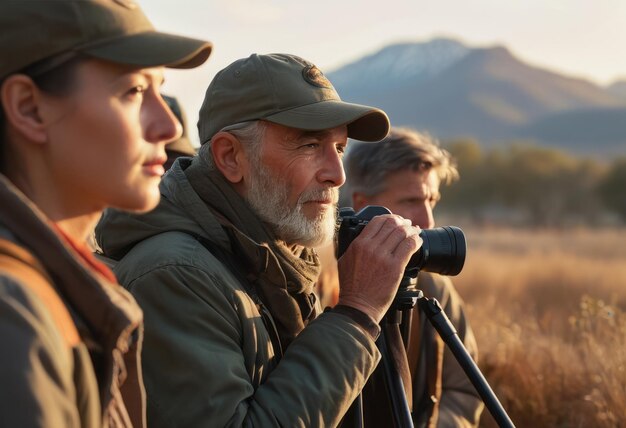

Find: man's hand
336;214;422;324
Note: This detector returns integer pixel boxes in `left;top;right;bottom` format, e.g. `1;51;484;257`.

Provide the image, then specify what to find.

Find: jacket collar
0;174;142;353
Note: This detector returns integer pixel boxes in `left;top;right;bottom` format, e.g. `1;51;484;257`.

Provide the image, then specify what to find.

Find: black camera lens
410;226;466;276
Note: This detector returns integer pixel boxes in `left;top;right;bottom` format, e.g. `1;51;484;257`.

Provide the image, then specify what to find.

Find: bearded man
95;53;423;427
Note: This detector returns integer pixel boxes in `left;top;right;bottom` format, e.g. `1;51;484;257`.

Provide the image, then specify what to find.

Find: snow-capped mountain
327;38;626;156
329;38;470;91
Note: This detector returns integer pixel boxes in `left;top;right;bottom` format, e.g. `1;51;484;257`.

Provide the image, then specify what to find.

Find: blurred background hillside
328;38;626;230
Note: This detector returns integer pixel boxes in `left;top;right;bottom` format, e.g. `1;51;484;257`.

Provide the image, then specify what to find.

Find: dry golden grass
454;227;626;427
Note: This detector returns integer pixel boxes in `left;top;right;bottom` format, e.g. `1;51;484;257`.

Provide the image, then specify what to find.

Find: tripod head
392;275;422;313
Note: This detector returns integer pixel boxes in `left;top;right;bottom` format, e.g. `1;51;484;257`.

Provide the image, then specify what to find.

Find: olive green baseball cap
198;53;390;144
0;0;212;80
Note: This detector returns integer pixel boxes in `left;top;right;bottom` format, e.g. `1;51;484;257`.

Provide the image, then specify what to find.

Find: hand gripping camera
336;205;466;277
336;206;516;428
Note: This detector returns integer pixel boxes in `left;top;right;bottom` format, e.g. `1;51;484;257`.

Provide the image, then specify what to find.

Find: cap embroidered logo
302;65;333;89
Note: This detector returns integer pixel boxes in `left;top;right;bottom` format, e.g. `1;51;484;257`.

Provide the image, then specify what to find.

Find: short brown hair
343;127;459;198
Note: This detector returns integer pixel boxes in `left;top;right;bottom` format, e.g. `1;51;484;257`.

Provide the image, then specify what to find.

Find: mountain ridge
328;38;626;155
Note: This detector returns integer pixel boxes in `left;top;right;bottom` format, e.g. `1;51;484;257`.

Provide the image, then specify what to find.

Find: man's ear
1;75;48;144
352;192;369;211
210;131;247;183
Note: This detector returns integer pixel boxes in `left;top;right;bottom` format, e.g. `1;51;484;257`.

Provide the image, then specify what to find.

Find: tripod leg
378;324;415;428
419;297;515;428
341;393;364;428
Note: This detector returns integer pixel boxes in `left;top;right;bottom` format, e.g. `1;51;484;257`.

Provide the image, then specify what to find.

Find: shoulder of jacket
0;239;80;347
117;231;230;273
116;231;247;294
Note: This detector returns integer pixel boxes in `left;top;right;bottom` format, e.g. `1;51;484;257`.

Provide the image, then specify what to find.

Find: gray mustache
299;188;338;204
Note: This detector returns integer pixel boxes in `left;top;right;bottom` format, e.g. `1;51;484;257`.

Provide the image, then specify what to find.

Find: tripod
378;275;422;428
346;273;515;428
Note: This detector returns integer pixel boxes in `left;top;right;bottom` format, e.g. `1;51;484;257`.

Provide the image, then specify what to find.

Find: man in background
341;127;484;427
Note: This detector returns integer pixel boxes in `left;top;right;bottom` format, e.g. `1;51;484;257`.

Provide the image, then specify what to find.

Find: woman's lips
142;156;167;177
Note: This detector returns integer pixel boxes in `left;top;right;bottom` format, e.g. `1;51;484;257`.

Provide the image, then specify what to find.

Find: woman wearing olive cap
0;1;211;426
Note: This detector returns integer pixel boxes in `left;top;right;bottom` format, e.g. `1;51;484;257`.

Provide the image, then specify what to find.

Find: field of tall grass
454;227;626;427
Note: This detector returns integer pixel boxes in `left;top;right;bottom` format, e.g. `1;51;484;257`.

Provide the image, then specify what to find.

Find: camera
337;206;466;276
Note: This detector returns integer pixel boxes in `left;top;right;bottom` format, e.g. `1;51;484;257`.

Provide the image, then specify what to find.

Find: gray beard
245;161;337;247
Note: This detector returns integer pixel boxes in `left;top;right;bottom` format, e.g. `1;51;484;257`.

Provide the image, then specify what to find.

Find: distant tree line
437;139;626;227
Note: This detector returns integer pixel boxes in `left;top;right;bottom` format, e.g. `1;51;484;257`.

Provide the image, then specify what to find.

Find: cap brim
84;31;212;69
264;100;390;142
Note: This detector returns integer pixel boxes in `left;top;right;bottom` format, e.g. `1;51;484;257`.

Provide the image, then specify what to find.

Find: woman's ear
210;131;247;184
1;75;48;144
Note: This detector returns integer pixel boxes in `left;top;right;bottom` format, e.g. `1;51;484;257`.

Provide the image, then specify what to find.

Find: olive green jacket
0;176;145;427
96;158;381;427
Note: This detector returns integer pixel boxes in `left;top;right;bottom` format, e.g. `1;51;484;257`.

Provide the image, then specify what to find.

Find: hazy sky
141;0;626;145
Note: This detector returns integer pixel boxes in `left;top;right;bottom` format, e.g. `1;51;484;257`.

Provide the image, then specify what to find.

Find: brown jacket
0;175;146;427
